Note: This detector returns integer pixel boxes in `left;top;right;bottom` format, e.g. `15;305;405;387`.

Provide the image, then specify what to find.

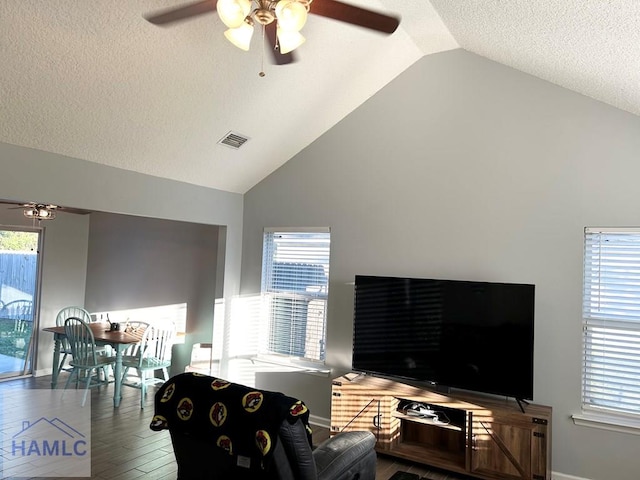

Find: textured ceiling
1;1;638;194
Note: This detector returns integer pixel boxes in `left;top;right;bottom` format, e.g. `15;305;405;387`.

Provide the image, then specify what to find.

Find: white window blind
583;227;640;416
261;228;330;363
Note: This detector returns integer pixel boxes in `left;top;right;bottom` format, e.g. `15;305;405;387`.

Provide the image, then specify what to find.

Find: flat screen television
352;275;535;401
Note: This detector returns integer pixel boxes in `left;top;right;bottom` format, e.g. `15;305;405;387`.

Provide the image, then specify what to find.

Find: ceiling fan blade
310;0;400;34
0;200;32;209
144;0;218;26
265;22;296;65
59;206;92;215
0;200;91;215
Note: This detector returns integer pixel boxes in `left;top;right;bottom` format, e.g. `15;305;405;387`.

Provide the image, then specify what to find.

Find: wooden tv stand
330;373;551;480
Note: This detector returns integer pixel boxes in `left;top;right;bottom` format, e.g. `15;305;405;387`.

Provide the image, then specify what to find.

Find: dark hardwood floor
0;374;463;480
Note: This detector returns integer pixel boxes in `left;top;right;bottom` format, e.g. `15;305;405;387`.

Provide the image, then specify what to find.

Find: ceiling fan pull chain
259;24;266;77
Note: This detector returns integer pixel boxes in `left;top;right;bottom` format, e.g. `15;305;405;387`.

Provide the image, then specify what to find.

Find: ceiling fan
144;0;401;66
1;201;91;220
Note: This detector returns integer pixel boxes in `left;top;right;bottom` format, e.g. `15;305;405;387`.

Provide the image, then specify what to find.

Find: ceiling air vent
218;131;250;150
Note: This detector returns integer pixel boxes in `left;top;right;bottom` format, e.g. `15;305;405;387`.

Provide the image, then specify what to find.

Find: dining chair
63;316;116;406
121;321;176;409
124;320;150;336
2;299;33;327
55;306;93;377
0;299;34;359
118;321;151;359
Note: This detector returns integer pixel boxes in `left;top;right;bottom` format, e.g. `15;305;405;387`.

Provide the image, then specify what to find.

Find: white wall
241;49;640;480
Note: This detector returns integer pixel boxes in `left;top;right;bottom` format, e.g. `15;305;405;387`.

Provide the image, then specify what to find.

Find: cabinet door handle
373;414;382;428
472;434;477;451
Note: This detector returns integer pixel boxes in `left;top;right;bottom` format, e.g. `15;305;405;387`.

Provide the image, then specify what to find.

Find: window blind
261;228;330;362
583;227;640;416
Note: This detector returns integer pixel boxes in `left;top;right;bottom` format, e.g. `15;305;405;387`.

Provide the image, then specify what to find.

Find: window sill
249;355;332;377
572;412;640;435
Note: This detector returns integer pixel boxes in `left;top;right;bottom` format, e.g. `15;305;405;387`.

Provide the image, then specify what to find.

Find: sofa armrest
313;431;376;480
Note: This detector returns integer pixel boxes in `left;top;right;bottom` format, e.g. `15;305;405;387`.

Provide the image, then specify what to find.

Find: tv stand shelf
391;411;463;431
331;373;552;480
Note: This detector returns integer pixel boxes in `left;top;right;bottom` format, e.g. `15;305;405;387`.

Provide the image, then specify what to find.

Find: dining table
42;322;143;407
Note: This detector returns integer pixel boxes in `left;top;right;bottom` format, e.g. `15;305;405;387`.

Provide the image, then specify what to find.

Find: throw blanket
150;372;312;473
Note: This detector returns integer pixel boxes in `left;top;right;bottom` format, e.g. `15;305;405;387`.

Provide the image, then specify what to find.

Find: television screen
352;275;535;400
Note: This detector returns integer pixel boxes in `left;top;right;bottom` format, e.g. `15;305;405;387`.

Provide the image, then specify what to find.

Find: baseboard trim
34;368;53;378
309;414;330;429
553;473;590;480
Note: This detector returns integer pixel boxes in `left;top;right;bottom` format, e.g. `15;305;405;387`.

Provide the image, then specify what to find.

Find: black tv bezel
351;274;535;401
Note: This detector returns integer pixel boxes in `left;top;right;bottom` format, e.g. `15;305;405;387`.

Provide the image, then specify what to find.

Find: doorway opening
0;227;41;379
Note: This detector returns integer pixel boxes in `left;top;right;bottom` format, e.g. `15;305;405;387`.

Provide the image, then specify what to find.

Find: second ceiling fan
145;0;401;65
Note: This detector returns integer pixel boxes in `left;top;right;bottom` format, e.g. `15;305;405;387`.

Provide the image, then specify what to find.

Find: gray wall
0;144;243;374
85;212;219;374
242;49;640;480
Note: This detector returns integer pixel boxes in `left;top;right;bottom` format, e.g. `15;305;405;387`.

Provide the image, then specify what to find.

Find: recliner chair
150;373;376;480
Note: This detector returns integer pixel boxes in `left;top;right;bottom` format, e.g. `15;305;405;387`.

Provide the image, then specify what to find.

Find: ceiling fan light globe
23;204;56;220
217;0;252;28
275;1;307;31
40;208;55;219
277;28;305;54
224;23;255;51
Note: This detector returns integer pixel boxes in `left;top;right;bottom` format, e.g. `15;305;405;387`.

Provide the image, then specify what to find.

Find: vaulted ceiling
2;1;638;194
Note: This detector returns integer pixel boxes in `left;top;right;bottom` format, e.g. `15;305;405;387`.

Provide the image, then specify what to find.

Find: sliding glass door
0;227;41;379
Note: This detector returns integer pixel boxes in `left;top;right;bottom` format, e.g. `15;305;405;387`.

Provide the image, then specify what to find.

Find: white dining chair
121;321;175;408
118;321;151;359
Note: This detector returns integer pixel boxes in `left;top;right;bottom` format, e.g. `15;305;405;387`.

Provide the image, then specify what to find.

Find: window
582;227;640;418
261;228;330;363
